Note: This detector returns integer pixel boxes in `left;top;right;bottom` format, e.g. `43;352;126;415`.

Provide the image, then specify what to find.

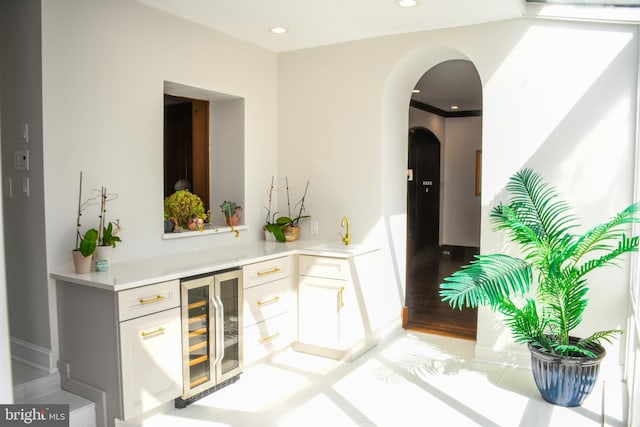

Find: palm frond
491;169;578;264
576;234;640;278
578;330;623;347
571;203;640;264
498;298;545;344
439;254;532;310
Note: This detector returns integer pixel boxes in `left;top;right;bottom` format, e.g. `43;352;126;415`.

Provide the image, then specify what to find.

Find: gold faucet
340;216;351;245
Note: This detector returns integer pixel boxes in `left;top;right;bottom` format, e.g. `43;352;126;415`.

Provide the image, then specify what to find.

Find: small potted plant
439;169;640;407
282;178;310;241
71;172;104;273
72;227;98;274
264;177;310;242
220;200;242;227
89;186;123;271
164;189;208;232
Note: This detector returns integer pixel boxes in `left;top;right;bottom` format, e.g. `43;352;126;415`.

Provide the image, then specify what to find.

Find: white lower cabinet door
298;276;348;349
119;307;182;420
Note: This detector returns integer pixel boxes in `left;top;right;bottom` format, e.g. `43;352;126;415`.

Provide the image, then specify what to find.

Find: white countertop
51;240;378;291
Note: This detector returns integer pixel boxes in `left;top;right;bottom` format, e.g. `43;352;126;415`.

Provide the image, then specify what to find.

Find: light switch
22;178;29;197
310;220;319;235
14;150;29;171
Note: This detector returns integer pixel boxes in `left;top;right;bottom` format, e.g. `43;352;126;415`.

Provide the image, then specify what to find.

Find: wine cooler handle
212;295;225;367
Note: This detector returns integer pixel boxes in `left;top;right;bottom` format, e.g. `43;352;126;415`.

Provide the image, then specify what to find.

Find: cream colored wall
42;0;278;266
40;0;279;362
279;19;639;369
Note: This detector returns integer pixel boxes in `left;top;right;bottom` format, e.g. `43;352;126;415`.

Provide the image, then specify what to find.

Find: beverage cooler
176;269;243;407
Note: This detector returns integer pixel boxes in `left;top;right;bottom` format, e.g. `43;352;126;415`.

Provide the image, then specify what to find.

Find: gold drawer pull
259;332;281;344
257;267;280;276
339;287;345;308
141;326;165;337
139;295;165;304
257;295;280;306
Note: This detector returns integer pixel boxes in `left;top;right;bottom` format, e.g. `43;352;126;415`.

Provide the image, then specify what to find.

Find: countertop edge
51;240;379;291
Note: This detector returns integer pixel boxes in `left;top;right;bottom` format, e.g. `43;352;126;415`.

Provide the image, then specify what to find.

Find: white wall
39;0;279;362
279;19;639;371
442;117;482;247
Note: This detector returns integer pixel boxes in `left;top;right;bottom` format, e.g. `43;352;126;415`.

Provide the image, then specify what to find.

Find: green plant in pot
164;190;208;232
264;176;310;242
101;221;122;248
220;200;242;226
439;168;640;407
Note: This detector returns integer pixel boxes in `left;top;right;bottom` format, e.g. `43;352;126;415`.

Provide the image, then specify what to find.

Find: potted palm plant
440;168;640;407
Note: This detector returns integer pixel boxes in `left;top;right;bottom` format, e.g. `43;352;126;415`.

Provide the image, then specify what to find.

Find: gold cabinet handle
141;326;165;337
257;295;280;306
139;295;165;304
257;267;280;276
259;332;281;344
339;287;345;308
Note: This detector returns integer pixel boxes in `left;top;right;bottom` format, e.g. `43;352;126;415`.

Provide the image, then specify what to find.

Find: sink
303;242;376;256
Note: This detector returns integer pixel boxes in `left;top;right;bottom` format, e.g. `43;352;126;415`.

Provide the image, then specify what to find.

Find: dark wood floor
405;244;478;340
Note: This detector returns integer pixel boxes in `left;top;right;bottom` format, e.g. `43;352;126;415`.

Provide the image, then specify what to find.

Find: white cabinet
118;281;182;419
120;306;181;419
56;279;182;427
295;255;371;361
242;256;296;364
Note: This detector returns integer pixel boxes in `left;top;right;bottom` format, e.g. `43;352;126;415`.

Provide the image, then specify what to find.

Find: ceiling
138;0;524;53
139;0;524;113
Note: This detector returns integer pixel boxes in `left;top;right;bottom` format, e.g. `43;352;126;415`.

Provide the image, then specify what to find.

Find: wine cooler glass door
214;270;243;383
181;275;215;398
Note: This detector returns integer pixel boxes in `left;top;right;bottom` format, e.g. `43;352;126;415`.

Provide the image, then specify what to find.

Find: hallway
406;244;478;340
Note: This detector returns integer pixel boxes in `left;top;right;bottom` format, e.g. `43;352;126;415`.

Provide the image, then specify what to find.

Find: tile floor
119;331;627;427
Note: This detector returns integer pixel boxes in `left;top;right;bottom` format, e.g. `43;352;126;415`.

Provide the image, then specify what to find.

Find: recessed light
395;0;418;7
412;89;421;94
450;105;460;110
269;26;288;34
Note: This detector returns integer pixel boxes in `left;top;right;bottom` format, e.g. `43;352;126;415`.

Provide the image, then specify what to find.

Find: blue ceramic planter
528;339;605;407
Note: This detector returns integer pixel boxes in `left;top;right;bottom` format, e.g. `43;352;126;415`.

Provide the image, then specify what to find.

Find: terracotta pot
226;215;240;227
225;207;242;227
188;217;204;231
72;250;92;274
284;226;300;242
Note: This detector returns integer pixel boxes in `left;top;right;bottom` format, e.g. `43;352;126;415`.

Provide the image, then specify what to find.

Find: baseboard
59;360;107;427
374;318;403;345
10;336;55;374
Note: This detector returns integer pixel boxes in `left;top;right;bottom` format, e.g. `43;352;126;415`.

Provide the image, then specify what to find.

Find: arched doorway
403;60;481;340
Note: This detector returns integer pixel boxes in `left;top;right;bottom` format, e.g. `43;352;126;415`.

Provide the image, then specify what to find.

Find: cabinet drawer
243;278;294;327
243;312;296;365
118;280;180;321
299;255;349;280
243;256;293;288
